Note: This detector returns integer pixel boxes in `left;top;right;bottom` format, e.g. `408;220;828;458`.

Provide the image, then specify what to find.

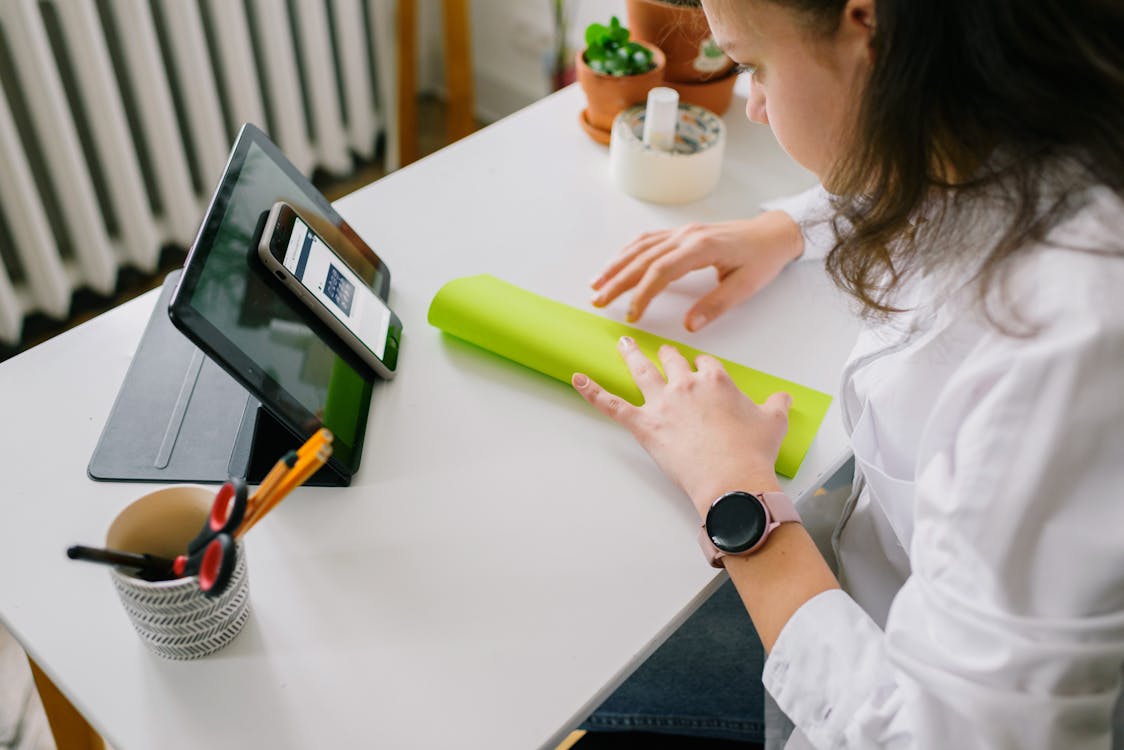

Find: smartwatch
697;491;801;568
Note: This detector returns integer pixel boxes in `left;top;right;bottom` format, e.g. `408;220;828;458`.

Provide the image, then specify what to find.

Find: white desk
0;82;859;749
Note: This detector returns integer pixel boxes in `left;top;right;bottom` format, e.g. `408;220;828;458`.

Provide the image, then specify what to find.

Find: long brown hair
781;0;1124;326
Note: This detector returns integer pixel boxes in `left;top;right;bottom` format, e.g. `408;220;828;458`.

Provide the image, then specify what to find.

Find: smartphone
258;201;402;379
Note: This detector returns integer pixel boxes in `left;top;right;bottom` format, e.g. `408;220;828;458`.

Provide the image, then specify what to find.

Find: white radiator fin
0;88;71;323
51;0;162;270
0;0;396;347
3;0;119;298
154;0;231;195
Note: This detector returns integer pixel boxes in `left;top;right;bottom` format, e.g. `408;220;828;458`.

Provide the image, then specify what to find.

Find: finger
694;354;735;383
763;391;794;420
617;336;666;396
593;238;676;310
628;247;704;322
684;265;772;332
572;372;640;427
657;344;693;382
591;232;668;291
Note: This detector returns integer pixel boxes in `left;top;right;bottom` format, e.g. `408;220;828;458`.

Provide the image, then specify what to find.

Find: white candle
642;87;679;152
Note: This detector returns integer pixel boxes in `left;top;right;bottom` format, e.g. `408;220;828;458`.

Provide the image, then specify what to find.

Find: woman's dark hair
779;0;1124;325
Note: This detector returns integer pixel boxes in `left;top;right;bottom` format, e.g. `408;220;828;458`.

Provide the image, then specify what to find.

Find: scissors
187;477;248;555
173;533;238;597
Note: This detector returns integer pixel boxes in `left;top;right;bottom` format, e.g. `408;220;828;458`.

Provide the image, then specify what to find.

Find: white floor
0;624;54;750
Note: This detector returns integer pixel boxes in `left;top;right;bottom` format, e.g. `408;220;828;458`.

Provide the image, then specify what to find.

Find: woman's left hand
572;336;791;519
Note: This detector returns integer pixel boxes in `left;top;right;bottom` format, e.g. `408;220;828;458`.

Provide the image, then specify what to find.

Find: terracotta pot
665;65;739;116
625;0;734;84
576;42;666;144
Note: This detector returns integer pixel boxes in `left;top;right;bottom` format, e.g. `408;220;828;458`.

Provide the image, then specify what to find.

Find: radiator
0;0;399;346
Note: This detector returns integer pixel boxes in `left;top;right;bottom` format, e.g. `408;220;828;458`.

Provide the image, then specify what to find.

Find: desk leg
27;657;106;750
397;0;419;167
441;0;475;142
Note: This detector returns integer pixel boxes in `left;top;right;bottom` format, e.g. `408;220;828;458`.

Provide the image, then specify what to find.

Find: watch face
706;492;768;554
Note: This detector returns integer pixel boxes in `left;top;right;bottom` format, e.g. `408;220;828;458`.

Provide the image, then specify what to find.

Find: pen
67;540;237;595
67;545;176;581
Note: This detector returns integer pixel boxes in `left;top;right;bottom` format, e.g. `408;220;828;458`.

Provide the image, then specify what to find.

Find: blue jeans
580;460;857;745
580;454;1124;747
580;578;767;744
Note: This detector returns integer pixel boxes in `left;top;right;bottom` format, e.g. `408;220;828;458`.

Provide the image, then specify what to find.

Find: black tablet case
88;270;349;486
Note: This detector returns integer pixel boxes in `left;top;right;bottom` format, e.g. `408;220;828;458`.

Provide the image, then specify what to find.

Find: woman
573;0;1124;747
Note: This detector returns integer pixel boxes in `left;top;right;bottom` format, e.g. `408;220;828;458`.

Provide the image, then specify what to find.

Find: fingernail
688;312;708;331
626;309;638;323
619;335;634;348
573;373;589;388
591;293;604;307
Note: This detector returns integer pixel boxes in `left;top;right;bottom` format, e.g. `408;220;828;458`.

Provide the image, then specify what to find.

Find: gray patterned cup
105;486;251;660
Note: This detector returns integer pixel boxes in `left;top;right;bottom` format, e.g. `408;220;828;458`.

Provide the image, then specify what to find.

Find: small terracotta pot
576;42;666;144
665;65;740;116
625;0;734;84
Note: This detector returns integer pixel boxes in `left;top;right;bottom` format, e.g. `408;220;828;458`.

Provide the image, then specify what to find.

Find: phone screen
282;216;392;361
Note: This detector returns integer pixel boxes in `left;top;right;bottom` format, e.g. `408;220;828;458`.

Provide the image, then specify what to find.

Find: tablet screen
170;125;387;475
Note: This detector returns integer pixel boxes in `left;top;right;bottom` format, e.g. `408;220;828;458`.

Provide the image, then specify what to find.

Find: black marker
66;545;176;581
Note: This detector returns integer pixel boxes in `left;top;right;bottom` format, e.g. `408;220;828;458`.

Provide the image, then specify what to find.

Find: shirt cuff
760;185;837;262
762;588;889;747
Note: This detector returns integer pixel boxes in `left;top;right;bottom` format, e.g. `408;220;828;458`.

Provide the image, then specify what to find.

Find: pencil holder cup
105;485;251;660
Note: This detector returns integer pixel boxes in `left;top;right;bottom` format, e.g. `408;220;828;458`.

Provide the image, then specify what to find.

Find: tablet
169;123;389;477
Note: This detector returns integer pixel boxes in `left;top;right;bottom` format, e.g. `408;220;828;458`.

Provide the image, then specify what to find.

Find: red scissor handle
187;478;247;555
173;534;237;598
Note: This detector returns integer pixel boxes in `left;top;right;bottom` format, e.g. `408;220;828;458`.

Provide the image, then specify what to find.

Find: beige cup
106;485;251;660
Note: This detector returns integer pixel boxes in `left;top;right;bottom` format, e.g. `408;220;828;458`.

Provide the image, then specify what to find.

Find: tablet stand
88;271;351;487
229;399;351;486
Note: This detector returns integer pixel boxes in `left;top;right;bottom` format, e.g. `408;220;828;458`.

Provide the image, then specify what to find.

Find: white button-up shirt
761;185;1124;748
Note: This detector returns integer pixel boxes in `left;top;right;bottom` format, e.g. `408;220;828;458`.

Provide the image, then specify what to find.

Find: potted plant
625;0;738;115
576;16;666;144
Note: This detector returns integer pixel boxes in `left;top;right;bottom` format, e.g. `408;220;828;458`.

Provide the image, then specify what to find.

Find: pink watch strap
763;491;801;524
697;492;801;568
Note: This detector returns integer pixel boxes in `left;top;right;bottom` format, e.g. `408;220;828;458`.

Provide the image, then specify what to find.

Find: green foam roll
427;274;832;478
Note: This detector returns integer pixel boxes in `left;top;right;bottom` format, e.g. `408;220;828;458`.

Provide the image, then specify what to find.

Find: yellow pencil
244;450;298;522
239;447;330;535
298;428;333;460
238;446;332;536
268;446;331;505
240;430;328;533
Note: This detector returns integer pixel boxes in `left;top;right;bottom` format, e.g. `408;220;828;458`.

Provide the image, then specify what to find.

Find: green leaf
609;15;629;44
585;23;607;47
585;16;650;74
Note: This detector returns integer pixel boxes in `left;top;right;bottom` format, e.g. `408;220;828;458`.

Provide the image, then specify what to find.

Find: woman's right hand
590;210;804;331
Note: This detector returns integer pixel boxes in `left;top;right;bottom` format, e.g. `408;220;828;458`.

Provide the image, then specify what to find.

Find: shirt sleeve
762;254;1124;749
760;185;838;262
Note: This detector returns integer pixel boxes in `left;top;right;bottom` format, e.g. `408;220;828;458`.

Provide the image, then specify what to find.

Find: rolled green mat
427;274;832;478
